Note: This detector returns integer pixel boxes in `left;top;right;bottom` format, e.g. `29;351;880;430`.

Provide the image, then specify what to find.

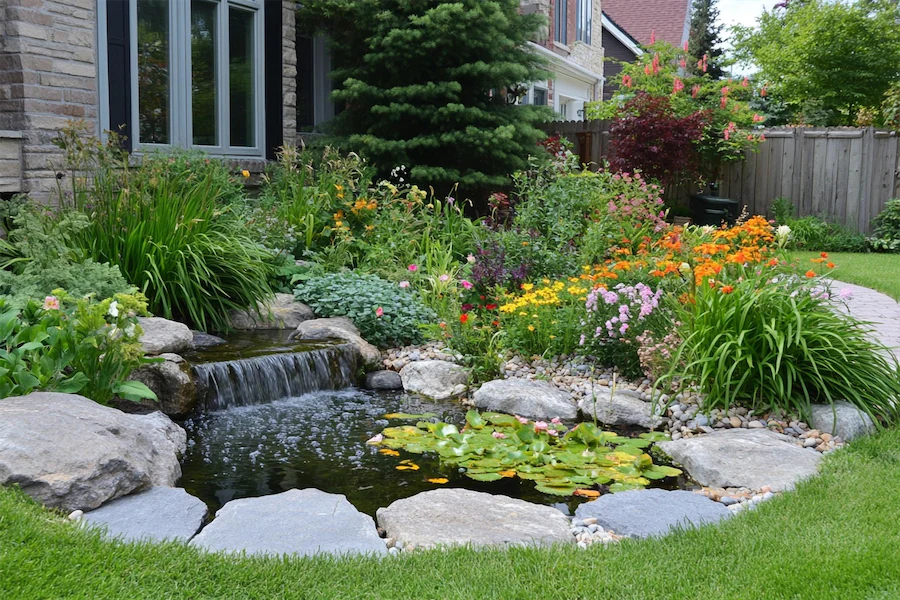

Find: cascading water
192;344;359;410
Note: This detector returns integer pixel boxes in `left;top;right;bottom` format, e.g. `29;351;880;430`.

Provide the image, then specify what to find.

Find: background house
601;0;692;48
600;12;642;101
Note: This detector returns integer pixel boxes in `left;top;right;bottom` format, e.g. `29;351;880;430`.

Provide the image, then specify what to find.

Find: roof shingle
602;0;692;48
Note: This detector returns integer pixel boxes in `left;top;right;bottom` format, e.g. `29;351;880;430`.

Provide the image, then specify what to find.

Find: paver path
832;281;900;359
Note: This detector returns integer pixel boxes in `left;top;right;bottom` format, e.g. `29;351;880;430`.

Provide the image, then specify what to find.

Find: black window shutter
264;0;283;160
106;0;132;151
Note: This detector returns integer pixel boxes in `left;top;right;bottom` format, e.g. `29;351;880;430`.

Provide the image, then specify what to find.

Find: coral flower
826;262;835;269
375;307;384;317
721;285;734;294
805;270;816;278
459;314;469;324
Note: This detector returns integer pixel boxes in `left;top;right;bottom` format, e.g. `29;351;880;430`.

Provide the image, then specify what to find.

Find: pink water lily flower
366;434;384;444
551;417;562;425
515;415;529;424
375;307;384;317
534;421;549;431
547;429;559;437
492;431;506;439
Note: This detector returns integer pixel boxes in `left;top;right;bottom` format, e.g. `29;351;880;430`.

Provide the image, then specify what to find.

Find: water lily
42;296;59;311
551;417;562;424
534;421;548;432
366;434;384;444
515;415;529;424
492;431;506;439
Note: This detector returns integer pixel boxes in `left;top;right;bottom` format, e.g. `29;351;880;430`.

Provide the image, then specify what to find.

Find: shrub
0;292;155;404
786;216;869;253
0;260;130;307
870;199;900;253
293;272;436;348
655;270;900;424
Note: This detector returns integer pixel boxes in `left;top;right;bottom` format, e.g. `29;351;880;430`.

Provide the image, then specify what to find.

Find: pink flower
551;417;562;424
42;296;60;311
650;30;656;45
439;274;450;282
366;434;384;444
515;415;529;424
492;431;506;439
408;264;418;272
399;281;410;289
742;77;750;88
673;77;684;94
467;254;476;264
534;421;548;432
461;280;473;290
622;75;633;88
547;429;559;437
375;307;384;317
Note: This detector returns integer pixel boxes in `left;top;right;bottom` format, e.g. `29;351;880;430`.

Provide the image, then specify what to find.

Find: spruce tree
297;0;552;194
688;0;726;80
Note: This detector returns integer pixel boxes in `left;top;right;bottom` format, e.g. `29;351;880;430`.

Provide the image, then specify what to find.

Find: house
600;12;642;100
521;0;605;121
601;0;692;48
0;0;300;199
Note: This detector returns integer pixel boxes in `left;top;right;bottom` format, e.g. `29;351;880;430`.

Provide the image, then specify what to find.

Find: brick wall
0;0;98;199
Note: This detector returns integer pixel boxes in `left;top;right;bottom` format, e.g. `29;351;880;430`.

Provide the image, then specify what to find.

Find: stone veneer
282;0;298;149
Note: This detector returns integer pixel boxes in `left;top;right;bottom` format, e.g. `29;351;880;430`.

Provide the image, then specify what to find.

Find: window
554;0;567;44
576;0;592;45
296;36;334;132
127;0;264;156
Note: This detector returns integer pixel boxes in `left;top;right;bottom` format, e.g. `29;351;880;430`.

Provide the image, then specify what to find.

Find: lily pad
465;472;504;482
384;412;438;420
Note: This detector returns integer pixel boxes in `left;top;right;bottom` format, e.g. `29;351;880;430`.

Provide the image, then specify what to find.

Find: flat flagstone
190;489;386;557
831;280;900;360
82;487;207;542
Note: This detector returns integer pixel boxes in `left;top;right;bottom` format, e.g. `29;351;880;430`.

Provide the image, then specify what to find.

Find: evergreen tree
297;0;552;194
688;0;726;80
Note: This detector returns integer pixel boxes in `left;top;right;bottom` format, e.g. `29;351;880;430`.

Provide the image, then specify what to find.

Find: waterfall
192;344;359;410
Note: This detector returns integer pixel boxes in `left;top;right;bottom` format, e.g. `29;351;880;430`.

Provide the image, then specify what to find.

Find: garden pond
177;332;694;517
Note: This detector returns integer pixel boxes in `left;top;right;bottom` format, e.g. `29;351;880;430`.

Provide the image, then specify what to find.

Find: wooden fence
542;121;900;233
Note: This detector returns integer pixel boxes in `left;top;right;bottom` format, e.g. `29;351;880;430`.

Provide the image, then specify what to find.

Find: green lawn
792;251;900;300
2;429;900;599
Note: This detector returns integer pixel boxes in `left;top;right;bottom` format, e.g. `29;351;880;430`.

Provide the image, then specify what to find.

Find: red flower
459;314;469;324
486;303;497;310
820;252;829;258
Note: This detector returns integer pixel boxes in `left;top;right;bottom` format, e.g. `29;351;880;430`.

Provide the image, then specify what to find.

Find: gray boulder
399;360;468;400
126;353;197;416
810;401;876;441
365;370;403;390
658;428;821;492
577;391;663;429
190;489;386;557
0;393;186;511
376;489;573;549
191;331;226;349
82;487;207;542
290;317;382;371
574;489;731;538
138;317;193;356
229;294;315;330
473;379;576;420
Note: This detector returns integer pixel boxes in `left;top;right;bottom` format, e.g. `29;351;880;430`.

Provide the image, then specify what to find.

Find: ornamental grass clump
655;270;900;425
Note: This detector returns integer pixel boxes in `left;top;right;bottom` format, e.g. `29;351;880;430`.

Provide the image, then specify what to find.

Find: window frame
554;0;567;44
576;0;592;45
111;0;265;157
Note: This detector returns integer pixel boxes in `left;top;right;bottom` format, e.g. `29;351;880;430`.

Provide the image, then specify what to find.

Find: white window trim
98;0;265;157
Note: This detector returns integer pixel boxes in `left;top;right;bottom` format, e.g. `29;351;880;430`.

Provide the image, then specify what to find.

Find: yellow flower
521;283;534;291
528;325;535;332
550;335;556;339
335;220;344;227
519;311;528;316
542;278;551;284
365;225;374;231
241;169;250;178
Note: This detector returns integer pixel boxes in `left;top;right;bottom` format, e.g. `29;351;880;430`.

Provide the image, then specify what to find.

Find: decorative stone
137;317;193;356
809;401;876;441
0;393;186;511
574;489;731;538
658;428;821;492
577;391;663;429
399;360;468;400
290;317;382;370
191;331;226;349
229;293;314;330
83;487;207;542
473;379;576;420
190;489;386;557
365;370;403;391
126;353;197;416
376;489;573;549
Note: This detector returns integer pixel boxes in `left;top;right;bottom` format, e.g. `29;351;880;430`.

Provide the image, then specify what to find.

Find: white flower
699;225;716;236
124;323;136;337
679;262;692;274
108;301;119;319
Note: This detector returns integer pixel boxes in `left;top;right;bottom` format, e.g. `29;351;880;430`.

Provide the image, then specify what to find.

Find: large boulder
82;487;207;543
290;317;382;371
365;370;403;391
137;317;193;356
126;353;197;416
658;428;821;492
0;393;185;511
190;489;386;557
577;391;663;429
399;360;468;400
473;379;576;420
809;401;876;441
376;489;573;550
229;294;315;330
191;331;226;350
574;489;731;538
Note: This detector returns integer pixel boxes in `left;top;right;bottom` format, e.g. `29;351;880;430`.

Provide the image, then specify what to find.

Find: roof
601;0;692;48
601;12;643;57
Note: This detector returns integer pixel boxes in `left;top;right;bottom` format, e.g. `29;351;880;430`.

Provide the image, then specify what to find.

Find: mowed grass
2;429;900;599
792;251;900;300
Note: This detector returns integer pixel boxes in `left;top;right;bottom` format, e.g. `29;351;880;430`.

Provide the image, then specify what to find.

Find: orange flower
805;270;816;278
820;252;829;258
826;262;835;269
767;258;778;267
721;285;734;294
459;314;469;324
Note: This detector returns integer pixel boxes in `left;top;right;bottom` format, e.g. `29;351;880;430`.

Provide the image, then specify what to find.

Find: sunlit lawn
792;251;900;300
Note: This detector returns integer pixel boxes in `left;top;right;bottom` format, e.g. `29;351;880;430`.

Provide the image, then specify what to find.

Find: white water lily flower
108;301;119;319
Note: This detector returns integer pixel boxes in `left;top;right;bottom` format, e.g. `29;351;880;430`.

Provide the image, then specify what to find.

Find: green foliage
0;260;131;308
688;0;726;80
52;123;275;333
374;411;679;496
882;82;900;130
0;292;155;404
293;272;436;347
655;270;900;424
870;199;900;253
784;216;869;253
772;196;794;224
297;0;553;192
732;0;900;126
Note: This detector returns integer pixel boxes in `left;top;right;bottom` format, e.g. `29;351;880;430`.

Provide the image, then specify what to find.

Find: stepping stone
190;489;386;557
574;489;731;538
658;428;821;492
809;401;875;441
473;379;576;420
82;487;207;542
376;489;573;549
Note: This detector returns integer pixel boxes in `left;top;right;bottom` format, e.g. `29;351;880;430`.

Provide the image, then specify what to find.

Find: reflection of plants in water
371;410;679;496
137;20;170;143
191;6;217;145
